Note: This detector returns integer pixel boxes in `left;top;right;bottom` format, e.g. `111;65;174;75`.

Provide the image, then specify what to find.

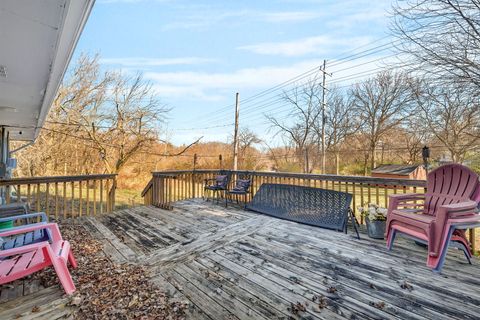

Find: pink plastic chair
386;164;480;270
0;223;77;294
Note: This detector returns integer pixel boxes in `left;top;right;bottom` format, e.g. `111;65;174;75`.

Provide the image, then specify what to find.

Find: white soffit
0;0;95;141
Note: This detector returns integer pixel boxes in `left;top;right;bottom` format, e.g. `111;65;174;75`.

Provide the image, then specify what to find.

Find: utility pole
193;153;198;170
321;60;327;175
232;92;240;171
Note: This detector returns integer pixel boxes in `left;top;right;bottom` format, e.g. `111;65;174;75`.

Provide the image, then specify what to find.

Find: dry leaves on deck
33;224;186;320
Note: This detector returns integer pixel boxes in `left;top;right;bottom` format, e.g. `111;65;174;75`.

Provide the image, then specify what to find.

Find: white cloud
151;84;225;102
144;59;326;101
262;11;322;23
100;57;214;67
327;9;387;30
238;36;372;57
161;9;324;31
144;51;404;102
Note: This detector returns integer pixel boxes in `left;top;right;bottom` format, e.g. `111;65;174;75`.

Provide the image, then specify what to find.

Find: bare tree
17;54;201;180
237;128;262;170
54;55;169;174
266;77;322;173
351;71;417;171
402;118;429;164
415;84;480;162
392;0;480;90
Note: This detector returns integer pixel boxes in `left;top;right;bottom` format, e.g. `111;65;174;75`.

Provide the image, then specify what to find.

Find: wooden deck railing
142;169;427;213
0;174;117;219
141;169;477;252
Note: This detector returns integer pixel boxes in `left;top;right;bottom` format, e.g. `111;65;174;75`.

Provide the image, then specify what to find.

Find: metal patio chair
204;173;231;203
225;178;251;209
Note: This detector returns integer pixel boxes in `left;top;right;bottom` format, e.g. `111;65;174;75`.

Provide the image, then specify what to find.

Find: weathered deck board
1;199;479;319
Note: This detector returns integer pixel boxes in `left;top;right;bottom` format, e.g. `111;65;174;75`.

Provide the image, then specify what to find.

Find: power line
187;60;413;128
178;50;408;129
177;37;401;127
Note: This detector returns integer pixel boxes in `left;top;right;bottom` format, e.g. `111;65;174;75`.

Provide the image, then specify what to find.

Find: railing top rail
152;169;224;176
141;178;153;197
0;174;117;186
151;170;426;187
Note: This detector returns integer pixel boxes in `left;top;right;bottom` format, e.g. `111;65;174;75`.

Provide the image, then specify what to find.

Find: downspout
0;127;10;204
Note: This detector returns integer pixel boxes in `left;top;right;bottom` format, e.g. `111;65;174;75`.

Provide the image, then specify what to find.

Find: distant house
371;164;427;180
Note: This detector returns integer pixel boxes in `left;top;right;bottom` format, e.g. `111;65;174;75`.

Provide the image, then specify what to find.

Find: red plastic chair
0;223;77;294
385;164;480;271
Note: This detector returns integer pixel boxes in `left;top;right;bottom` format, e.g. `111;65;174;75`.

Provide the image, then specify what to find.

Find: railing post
111;176;116;212
470;229;476;253
106;179;110;213
191;171;196;198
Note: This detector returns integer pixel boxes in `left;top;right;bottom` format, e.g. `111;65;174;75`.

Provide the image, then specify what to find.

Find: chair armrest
0;223;62;242
0;241;50;258
441;200;479;217
388;193;425;213
388;193;425;201
0;212;48;224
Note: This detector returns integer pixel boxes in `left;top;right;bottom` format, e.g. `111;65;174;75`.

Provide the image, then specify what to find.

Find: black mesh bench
246;183;359;238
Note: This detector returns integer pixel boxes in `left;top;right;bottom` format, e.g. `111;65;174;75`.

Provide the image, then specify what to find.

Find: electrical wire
176;37;402;127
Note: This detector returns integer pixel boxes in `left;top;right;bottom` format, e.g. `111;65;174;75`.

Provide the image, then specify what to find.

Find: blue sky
75;0;393;145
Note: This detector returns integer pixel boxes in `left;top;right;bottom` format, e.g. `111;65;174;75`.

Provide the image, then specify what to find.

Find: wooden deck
1;199;480;319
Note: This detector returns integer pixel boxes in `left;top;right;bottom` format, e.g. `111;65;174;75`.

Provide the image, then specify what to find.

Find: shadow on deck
1;198;479;319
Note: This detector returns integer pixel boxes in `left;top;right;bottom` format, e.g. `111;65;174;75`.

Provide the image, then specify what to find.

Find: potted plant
358;203;387;239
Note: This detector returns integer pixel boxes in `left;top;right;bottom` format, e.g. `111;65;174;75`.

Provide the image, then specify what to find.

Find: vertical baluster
191;173;196;199
36;183;41;212
54;182;59;220
100;179;104;214
5;185;10;204
163;177;167;207
184;173;188;200
375;184;380;206
71;182;75;218
360;183;365;224
352;182;357;218
251;175;255;199
105;179;110;213
79;180;83;216
384;185;388;209
174;176;178;202
27;184;31;205
168;177;173;208
45;183;50;216
93;180;97;215
180;174;183;200
469;229;476;253
152;177;157;206
16;184;21;203
63;182;67;219
367;184;372;205
86;180;90;216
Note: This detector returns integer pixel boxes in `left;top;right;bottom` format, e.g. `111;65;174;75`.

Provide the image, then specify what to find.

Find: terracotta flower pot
365;217;386;239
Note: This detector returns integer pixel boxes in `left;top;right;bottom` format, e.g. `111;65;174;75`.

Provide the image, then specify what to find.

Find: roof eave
33;0;95;141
